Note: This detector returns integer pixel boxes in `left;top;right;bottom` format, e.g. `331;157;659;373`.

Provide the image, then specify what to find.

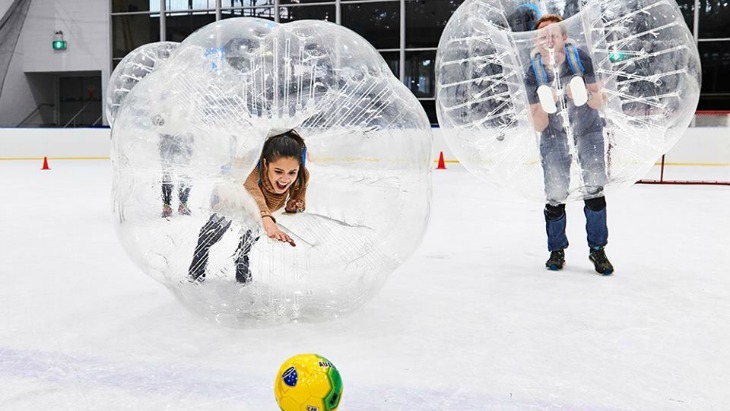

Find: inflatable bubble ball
111;18;433;328
106;41;179;126
436;0;700;203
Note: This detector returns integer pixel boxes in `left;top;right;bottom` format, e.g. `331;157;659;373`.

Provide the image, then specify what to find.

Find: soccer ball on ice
274;353;343;411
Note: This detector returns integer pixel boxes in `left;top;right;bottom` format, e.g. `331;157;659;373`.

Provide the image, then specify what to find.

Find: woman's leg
234;230;259;284
188;214;232;282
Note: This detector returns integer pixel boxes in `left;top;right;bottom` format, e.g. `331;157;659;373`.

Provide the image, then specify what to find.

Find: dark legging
188;214;258;283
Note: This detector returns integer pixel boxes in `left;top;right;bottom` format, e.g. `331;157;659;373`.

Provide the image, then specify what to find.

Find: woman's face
266;157;300;194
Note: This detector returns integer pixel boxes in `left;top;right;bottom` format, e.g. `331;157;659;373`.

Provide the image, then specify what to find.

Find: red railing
636;111;730;186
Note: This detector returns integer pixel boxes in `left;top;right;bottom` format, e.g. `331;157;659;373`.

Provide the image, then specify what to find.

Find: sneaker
161;204;173;218
235;256;252;284
188;252;208;283
178;203;191;216
187;272;205;284
589;246;614;275
545;249;565;271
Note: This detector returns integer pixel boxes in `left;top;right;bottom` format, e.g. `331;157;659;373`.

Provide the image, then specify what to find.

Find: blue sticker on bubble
282;366;298;387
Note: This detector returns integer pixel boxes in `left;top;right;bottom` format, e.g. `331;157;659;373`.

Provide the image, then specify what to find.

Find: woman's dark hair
260;129;307;190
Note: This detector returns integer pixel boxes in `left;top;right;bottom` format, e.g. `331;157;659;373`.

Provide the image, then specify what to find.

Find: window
279;5;336;23
165;0;217;11
112;0;151;13
675;0;695;34
342;2;400;50
419;99;437;125
405;50;436;98
223;0;274;6
699;0;730;38
380;51;400;78
111;0;730;114
165;11;216;42
406;0;464;49
698;41;730;109
112;14;160;59
279;0;332;4
221;7;275;20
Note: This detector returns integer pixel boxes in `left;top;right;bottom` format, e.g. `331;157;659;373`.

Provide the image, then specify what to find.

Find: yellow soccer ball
274;353;343;411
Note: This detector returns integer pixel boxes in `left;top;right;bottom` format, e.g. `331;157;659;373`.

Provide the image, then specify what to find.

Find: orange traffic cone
41;156;51;170
436;151;447;170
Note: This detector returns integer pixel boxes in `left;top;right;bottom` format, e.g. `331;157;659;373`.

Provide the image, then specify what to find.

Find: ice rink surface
1;160;729;410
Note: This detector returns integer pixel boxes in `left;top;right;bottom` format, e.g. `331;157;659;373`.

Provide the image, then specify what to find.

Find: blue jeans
541;130;608;251
539;130;608;203
544;205;608;251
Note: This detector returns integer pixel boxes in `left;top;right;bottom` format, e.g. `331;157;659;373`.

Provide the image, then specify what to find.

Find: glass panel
221;7;275;20
697;96;730;111
280;0;334;4
222;0;275;6
165;11;217;42
406;0;464;49
279;5;336;23
698;41;730;110
166;0;216;11
380;51;399;79
112;0;151;13
342;2;399;49
405;50;435;98
675;0;695;34
693;112;730;126
699;0;730;38
419;99;437;125
112;14;161;59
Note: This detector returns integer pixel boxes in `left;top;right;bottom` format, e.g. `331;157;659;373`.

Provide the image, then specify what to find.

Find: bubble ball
105;41;179;126
111;18;432;327
274;353;343;411
435;0;701;203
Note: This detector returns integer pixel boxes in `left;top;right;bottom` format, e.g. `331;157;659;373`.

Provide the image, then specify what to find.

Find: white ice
1;159;729;410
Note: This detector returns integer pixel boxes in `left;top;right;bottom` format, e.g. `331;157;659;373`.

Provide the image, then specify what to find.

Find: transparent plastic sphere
436;0;700;203
105;41;179;126
111;18;432;327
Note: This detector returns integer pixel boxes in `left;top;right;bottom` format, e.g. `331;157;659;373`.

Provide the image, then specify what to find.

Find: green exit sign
52;40;67;50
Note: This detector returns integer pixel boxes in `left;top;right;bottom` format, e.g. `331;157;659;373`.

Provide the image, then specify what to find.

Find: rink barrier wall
0;126;728;171
0;128;111;160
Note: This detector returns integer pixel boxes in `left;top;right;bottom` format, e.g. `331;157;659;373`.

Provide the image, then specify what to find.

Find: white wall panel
0;0;111;126
0;127;110;158
0;128;728;184
22;0;109;73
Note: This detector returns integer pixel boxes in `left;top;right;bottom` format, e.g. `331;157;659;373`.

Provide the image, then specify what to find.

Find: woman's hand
285;199;304;213
263;216;296;247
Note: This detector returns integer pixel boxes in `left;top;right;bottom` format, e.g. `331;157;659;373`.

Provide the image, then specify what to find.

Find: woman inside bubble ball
187;130;309;284
524;14;613;275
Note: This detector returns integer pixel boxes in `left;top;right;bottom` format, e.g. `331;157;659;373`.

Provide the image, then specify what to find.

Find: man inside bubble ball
524;14;614;275
187;130;309;284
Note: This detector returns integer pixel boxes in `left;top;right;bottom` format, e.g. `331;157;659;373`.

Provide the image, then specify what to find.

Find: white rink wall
0;128;110;159
1;126;728;181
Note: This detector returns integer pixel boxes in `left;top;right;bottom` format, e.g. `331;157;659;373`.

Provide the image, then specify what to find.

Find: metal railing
63;104;88;128
16;103;55;127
